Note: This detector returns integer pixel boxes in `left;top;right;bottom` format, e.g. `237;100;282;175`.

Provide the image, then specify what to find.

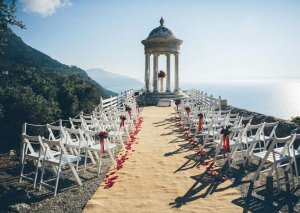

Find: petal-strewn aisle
83;107;243;213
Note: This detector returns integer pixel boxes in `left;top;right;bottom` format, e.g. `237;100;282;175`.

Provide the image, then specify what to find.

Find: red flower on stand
98;130;108;154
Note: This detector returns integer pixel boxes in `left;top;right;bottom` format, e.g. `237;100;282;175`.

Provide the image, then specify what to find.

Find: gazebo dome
147;25;176;40
141;17;182;54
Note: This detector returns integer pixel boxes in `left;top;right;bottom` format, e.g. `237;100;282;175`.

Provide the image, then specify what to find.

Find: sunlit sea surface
181;80;300;120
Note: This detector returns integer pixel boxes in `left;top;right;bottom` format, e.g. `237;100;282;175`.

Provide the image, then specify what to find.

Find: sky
12;0;300;82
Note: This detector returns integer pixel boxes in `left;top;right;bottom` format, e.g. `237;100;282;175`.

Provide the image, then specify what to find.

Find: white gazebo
141;17;183;93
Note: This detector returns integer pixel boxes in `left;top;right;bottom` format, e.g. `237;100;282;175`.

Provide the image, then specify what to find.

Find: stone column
166;53;171;92
145;53;150;91
174;53;179;92
153;53;158;92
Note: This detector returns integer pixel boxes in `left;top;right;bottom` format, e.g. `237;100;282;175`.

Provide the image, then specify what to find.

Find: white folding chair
20;134;43;188
39;137;82;196
240;123;265;165
252;135;295;190
201;118;225;147
260;121;279;148
274;134;300;186
83;131;117;176
213;126;245;169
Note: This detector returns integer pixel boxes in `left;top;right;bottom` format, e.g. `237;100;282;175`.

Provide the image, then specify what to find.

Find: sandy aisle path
84;106;243;213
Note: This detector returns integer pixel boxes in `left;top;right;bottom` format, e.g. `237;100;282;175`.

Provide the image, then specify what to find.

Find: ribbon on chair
100;138;105;154
223;135;230;157
197;113;203;132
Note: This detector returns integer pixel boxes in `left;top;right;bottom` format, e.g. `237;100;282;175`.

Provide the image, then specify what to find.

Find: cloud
21;0;71;16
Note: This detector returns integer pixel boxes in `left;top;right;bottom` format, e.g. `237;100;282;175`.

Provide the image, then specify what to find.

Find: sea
107;79;300;120
181;79;300;120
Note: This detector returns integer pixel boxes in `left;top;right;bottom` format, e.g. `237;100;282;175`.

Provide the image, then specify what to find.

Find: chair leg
97;155;102;177
274;164;280;191
291;157;299;186
288;158;295;189
213;143;221;162
107;149;117;168
227;153;231;171
33;160;40;189
19;157;25;183
118;134;125;150
84;149;88;173
240;144;246;166
252;158;267;182
39;161;47;191
54;167;61;196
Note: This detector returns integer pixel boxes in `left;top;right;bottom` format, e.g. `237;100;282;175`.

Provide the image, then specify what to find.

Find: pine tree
0;0;25;51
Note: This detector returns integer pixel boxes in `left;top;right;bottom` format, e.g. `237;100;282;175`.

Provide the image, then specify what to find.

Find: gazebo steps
141;91;187;106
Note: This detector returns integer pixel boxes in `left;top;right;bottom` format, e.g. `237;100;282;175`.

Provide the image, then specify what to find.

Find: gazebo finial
160;17;164;26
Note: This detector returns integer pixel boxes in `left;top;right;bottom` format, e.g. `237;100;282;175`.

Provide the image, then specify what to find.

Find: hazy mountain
86;68;144;93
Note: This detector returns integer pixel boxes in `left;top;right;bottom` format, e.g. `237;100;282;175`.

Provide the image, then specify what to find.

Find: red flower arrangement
174;99;181;112
119;115;126;127
120;115;126;121
136;100;141;112
197;113;204;132
158;70;166;78
185;107;191;118
125;105;132;112
98;130;108;139
175;99;181;106
185;107;191;112
220;126;231;156
125;105;132;119
98;130;108;154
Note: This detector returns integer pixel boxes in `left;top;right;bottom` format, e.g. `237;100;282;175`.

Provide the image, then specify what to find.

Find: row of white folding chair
189;109;227;138
123;101;140;121
47;124;117;175
252;134;300;190
76;112;131;147
209;120;279;167
93;110;133;145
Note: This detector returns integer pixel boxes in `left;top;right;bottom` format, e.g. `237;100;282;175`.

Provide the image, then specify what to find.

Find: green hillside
0;28;115;152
